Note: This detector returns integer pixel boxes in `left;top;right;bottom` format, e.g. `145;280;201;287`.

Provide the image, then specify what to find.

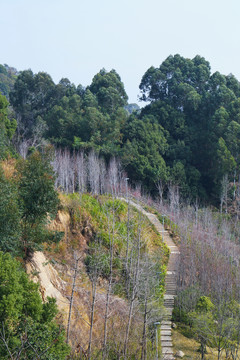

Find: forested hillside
1;54;240;359
1;54;240;206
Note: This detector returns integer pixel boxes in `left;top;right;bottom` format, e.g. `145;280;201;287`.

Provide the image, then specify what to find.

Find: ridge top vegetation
1;54;240;206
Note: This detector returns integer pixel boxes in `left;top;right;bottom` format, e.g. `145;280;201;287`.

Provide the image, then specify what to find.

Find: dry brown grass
1;157;16;179
172;329;218;359
42;193;168;354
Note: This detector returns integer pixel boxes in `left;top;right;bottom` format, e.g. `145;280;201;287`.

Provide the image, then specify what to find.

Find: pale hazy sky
1;0;240;104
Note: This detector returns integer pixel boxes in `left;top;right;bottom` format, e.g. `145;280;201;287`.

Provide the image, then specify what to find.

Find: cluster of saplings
1;54;240;207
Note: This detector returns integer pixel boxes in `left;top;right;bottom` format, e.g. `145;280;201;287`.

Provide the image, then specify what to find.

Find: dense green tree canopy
122;114;168;190
3;55;240;203
89;68;128;113
17;149;60;256
0;149;61;257
0;252;70;359
0;94;17;158
0;167;20;253
0;64;17;98
10;70;56;141
139;54;240;201
0;94;17;140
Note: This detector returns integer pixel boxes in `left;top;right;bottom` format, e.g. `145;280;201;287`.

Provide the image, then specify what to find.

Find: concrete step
165;289;176;292
161;335;172;341
165;288;176;292
162;354;175;359
161;341;173;347
165;283;176;286
164;296;175;299
165;279;177;282
161;325;172;330
165;287;176;290
162;348;174;354
165;286;176;289
161;330;171;336
165;281;177;287
165;282;177;285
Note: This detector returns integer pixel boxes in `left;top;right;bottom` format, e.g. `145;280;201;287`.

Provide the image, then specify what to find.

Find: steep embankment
26;251;69;324
26;194;168;357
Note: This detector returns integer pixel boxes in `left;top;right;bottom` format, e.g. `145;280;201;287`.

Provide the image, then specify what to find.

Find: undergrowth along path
121;199;180;360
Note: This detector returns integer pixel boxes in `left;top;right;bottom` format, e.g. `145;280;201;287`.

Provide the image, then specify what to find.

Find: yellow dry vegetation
28;193;168;354
0;157;16;179
172;329;218;359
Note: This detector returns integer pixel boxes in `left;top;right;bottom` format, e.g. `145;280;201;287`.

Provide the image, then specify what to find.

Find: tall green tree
122;114;168;191
10;70;55;139
17;149;60;256
89;68;128;113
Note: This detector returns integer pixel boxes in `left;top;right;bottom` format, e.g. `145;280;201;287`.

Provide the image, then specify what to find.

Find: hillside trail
122;199;180;360
27;198;179;359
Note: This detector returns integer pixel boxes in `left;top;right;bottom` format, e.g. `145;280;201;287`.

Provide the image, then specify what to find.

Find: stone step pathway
122;199;180;360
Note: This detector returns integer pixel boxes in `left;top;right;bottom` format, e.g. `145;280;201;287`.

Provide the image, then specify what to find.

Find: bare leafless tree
67;252;81;344
88;150;100;195
75;151;87;194
123;216;143;360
